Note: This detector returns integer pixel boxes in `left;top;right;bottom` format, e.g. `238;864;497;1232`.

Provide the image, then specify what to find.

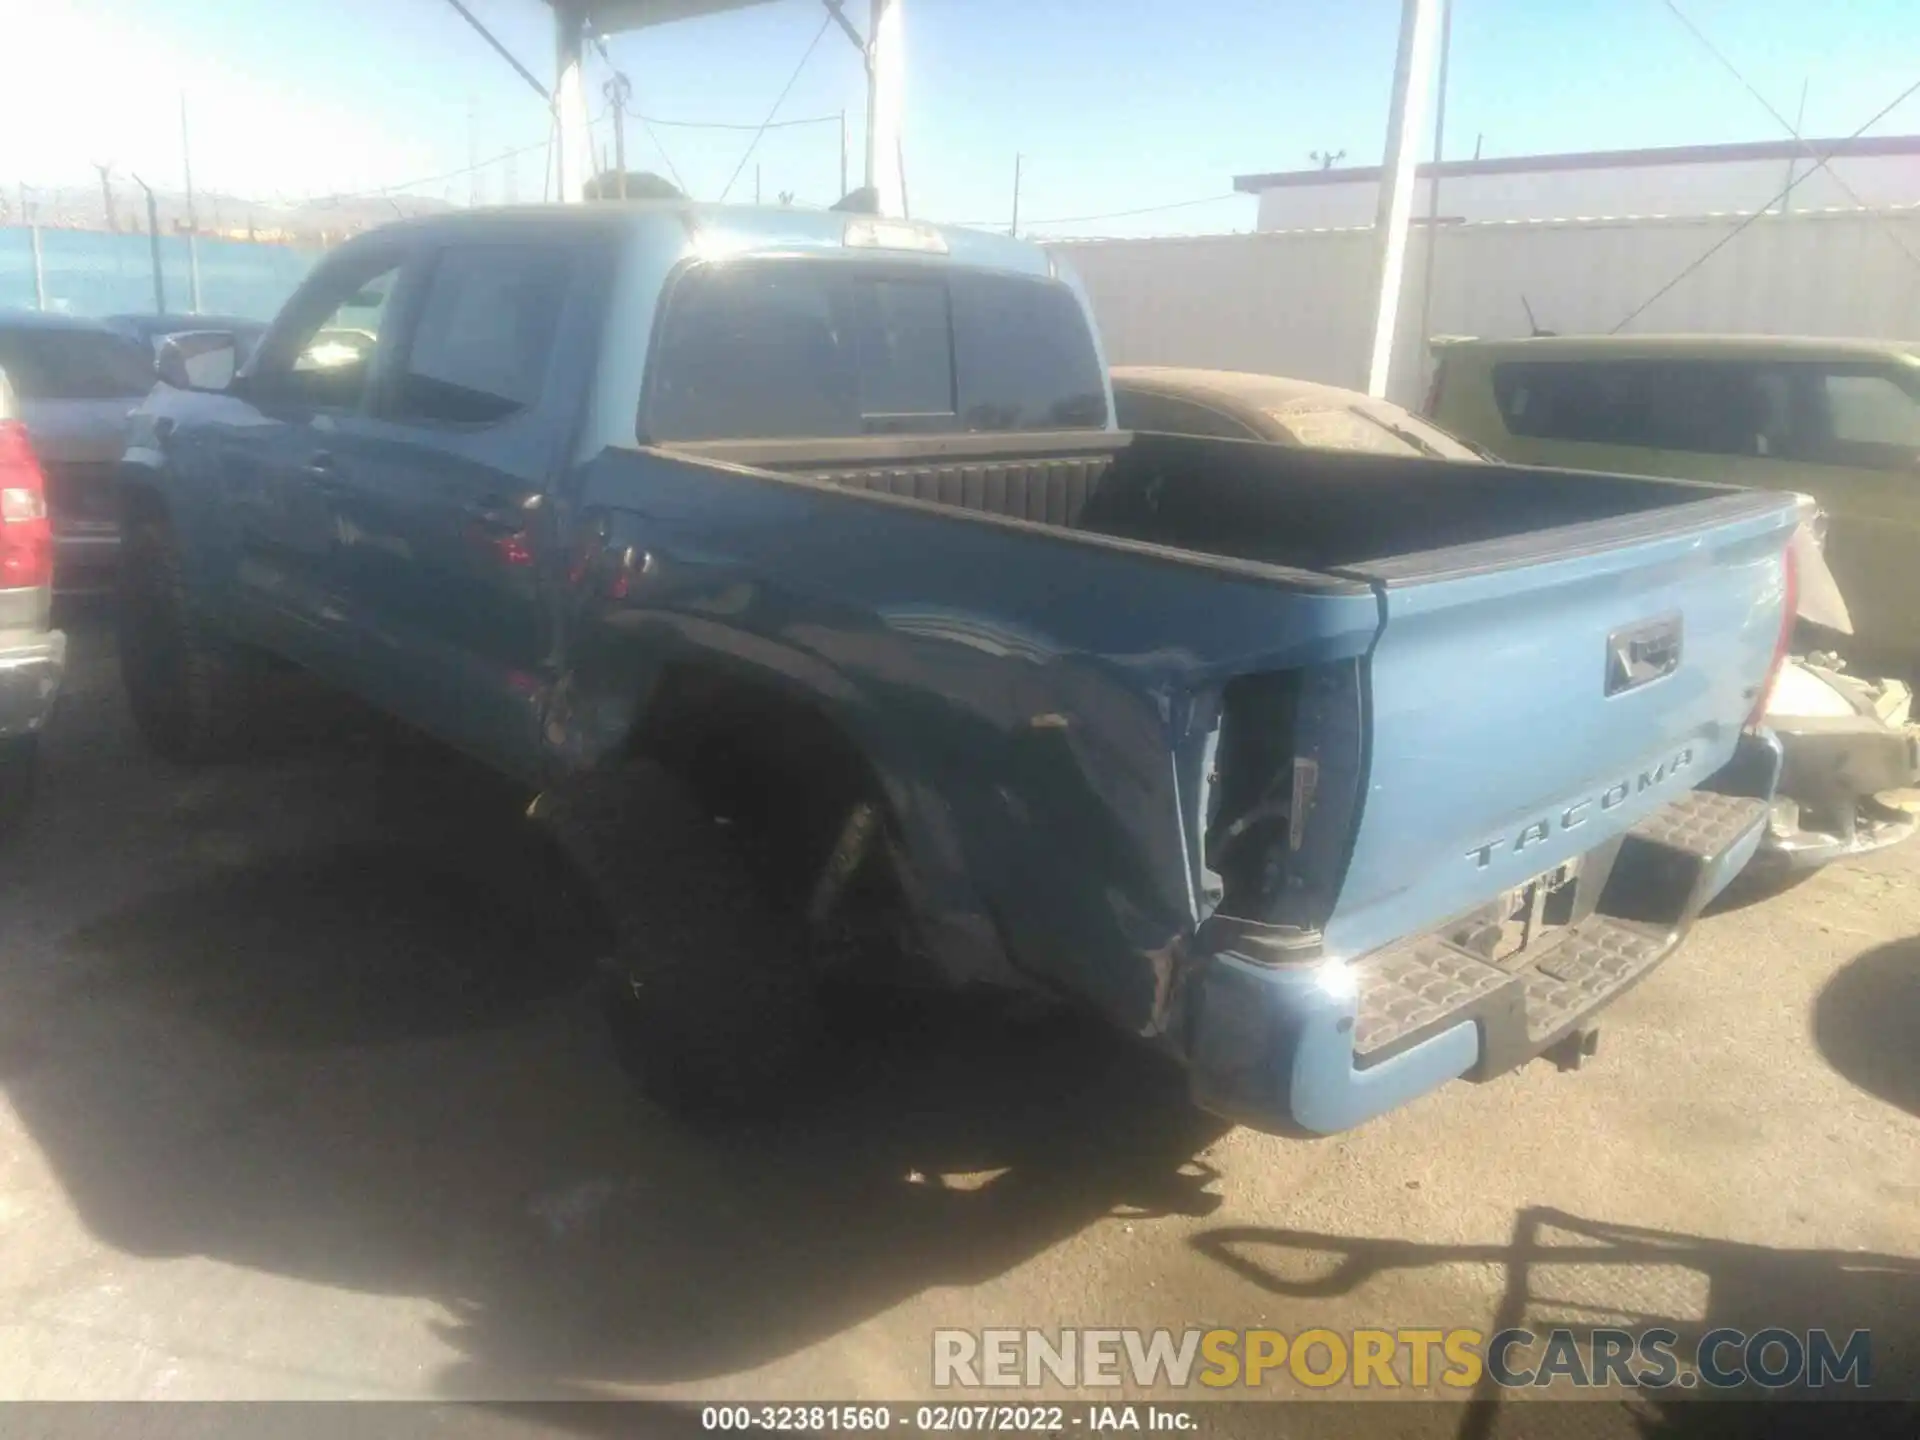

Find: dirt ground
0;608;1914;1433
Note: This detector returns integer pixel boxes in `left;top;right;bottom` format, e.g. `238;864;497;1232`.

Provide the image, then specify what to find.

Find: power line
630;108;690;193
437;0;548;100
312;101;613;207
361;138;552;199
718;12;835;202
1658;0;1920;271
1609;73;1920;334
632;110;841;132
589;35;692;194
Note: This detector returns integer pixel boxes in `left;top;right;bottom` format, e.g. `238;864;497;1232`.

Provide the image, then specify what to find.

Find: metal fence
0;226;324;321
1048;205;1920;407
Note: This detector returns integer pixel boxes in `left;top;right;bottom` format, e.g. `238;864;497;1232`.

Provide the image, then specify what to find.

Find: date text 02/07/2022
698;1405;1198;1432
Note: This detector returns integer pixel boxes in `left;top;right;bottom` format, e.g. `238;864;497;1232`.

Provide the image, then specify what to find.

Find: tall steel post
1364;0;1442;398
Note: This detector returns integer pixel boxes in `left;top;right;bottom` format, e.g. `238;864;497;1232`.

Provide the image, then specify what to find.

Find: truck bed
665;429;1787;582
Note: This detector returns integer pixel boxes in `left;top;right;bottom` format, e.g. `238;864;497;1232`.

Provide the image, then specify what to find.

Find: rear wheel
118;514;251;762
534;759;826;1119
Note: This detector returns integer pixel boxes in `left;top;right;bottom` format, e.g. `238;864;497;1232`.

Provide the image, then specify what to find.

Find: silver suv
0;311;155;592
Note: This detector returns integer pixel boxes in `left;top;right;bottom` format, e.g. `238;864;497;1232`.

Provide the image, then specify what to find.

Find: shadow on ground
3;703;1227;1397
1702;865;1817;915
1812;938;1920;1119
1194;1205;1920;1434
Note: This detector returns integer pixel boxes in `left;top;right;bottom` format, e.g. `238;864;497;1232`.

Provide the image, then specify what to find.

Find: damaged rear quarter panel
556;445;1382;1032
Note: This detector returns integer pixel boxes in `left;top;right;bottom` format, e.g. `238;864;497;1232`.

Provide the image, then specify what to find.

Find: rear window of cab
642;260;1109;442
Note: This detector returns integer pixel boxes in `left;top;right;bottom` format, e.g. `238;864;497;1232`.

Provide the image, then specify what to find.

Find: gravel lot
1;607;1914;1428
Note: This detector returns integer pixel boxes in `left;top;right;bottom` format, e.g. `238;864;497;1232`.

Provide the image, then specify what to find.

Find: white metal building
1236;136;1920;230
1048;205;1920;408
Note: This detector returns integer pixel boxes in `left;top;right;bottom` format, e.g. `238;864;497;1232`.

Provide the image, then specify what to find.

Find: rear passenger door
331;238;589;778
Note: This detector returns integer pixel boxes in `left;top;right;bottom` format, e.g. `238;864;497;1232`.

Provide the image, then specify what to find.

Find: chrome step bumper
1350;789;1767;1080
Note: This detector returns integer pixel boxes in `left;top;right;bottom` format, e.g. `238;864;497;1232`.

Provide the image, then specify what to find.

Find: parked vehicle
0;365;65;836
105;313;269;367
1117;364;1919;883
1755;655;1920;876
1423;335;1920;663
0;311;155;591
1113;365;1486;459
120;205;1802;1134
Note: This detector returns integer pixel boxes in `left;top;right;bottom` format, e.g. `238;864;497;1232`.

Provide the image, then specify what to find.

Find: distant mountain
1;181;458;245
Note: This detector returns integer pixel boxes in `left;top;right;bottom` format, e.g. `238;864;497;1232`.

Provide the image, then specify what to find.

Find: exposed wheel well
630;663;911;939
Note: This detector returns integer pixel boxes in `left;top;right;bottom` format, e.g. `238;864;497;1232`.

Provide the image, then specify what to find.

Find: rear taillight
1747;535;1799;728
0;420;52;590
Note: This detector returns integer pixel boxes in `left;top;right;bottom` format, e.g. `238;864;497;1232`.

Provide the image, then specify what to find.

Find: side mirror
157;331;240;393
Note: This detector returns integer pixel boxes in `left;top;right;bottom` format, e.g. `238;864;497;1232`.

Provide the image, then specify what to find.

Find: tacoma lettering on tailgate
1467;746;1695;870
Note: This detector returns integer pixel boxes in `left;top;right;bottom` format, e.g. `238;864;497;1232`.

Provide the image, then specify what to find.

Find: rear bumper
1186;783;1768;1136
0;628;67;740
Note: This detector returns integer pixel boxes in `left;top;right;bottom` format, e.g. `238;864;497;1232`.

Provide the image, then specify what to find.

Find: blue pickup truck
118;204;1801;1133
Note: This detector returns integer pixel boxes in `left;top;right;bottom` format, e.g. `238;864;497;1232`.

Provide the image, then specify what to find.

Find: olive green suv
1426;335;1920;661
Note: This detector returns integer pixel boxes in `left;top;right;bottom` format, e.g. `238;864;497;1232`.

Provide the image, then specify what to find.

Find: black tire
534;759;826;1119
117;514;250;762
0;735;37;841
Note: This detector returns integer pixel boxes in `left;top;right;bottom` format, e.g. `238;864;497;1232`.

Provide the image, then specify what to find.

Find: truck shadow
2;722;1227;1396
1811;938;1920;1119
1193;1206;1920;1427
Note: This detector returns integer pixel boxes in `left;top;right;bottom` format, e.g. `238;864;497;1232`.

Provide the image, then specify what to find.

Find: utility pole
864;0;904;216
181;94;202;312
29;224;46;311
755;163;761;205
23;186;45;311
93;162;119;232
1781;78;1809;214
133;175;166;313
552;2;590;203
468;98;480;206
838;109;848;200
604;71;632;199
1416;0;1453;371
1010;152;1022;236
1364;0;1442;399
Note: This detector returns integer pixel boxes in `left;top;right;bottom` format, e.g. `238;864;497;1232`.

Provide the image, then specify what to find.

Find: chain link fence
1;225;326;321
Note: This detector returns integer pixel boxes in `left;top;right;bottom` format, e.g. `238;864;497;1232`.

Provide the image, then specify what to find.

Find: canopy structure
543;0;903;212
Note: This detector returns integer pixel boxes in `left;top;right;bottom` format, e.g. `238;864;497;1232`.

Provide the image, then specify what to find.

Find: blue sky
4;0;1917;236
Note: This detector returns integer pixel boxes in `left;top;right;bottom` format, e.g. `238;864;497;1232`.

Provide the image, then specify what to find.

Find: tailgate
1322;494;1800;960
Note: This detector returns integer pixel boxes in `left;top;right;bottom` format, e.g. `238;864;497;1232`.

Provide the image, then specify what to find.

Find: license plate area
1442;859;1583;971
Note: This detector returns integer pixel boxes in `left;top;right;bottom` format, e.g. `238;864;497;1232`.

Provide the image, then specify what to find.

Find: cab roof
369;202;1057;279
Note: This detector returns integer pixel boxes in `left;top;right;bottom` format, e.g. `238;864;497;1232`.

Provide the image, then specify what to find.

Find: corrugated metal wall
1048;207;1920;408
